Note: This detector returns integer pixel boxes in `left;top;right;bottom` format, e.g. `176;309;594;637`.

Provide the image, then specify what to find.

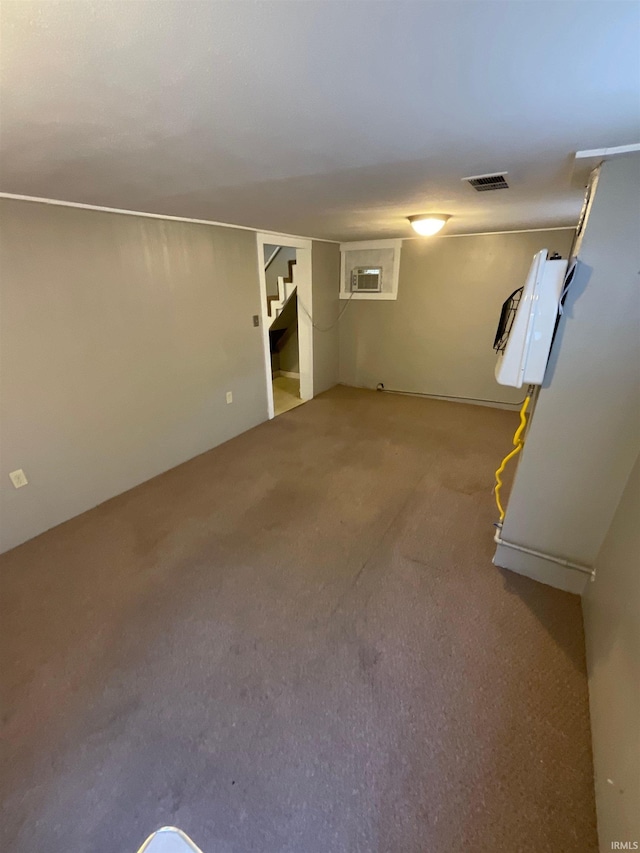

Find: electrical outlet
226;391;233;404
9;469;28;489
252;315;260;327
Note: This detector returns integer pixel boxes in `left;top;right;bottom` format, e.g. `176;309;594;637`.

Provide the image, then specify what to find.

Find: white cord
296;289;356;332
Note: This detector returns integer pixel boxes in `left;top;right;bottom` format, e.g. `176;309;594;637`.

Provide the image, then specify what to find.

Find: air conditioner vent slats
463;173;509;191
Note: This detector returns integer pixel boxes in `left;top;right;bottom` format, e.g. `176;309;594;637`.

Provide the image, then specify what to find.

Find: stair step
267;260;297;322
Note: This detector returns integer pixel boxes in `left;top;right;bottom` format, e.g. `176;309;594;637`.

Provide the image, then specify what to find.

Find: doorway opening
257;235;313;418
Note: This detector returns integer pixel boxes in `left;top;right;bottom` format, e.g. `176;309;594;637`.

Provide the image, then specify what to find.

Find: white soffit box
340;239;402;300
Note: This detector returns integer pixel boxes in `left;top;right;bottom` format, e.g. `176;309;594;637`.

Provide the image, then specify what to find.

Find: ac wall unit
351;267;382;292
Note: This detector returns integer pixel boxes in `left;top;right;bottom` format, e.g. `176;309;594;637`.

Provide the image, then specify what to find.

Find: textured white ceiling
1;1;639;240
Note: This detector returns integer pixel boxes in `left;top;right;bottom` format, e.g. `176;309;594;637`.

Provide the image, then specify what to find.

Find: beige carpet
0;386;597;852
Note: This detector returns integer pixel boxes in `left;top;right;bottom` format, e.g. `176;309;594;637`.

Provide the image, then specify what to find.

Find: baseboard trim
277;370;300;379
348;383;523;411
493;543;591;595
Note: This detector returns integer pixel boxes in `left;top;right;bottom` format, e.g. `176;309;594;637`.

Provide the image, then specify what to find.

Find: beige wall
0;200;268;553
278;323;299;373
312;241;340;395
583;454;640;851
338;229;574;406
495;155;640;593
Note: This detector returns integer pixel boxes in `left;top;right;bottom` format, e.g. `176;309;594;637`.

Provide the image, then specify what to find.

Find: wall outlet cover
10;469;28;488
226;391;233;404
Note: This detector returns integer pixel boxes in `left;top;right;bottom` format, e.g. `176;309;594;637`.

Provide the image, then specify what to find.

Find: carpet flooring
0;386;597;852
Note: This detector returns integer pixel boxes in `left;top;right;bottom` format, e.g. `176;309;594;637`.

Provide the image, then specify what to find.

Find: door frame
256;233;314;419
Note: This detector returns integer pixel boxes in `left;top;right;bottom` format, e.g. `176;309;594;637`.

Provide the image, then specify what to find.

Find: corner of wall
581;453;640;850
311;240;341;395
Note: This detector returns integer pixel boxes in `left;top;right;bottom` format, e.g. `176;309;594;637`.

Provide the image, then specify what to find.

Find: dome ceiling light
408;214;451;236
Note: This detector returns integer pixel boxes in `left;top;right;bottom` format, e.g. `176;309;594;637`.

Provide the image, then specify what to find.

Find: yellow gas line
494;395;531;522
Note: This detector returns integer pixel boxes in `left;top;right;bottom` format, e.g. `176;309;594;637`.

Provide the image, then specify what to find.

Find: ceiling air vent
463;172;509;192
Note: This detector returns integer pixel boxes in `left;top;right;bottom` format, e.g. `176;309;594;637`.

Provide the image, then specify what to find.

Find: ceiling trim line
0;192;340;244
0;193;577;242
403;225;576;240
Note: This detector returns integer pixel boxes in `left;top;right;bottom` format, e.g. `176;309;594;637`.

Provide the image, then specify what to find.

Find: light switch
226;391;233;404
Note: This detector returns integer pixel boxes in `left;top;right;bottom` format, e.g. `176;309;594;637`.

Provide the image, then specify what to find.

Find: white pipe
493;529;595;578
575;142;640;159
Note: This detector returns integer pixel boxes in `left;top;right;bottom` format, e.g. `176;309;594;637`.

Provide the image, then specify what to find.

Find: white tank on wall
494;249;569;388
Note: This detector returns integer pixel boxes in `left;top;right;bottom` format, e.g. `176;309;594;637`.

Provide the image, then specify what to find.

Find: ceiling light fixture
408;213;451;236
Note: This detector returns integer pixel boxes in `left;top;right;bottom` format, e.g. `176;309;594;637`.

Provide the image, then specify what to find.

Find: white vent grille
463;173;509;191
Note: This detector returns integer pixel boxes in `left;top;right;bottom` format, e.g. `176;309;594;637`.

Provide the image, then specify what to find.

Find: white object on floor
137;826;204;853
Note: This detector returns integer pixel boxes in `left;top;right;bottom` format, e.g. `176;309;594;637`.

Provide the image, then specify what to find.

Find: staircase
267;259;297;324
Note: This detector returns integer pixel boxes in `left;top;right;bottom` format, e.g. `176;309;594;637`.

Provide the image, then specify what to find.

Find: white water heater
494;250;569;388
